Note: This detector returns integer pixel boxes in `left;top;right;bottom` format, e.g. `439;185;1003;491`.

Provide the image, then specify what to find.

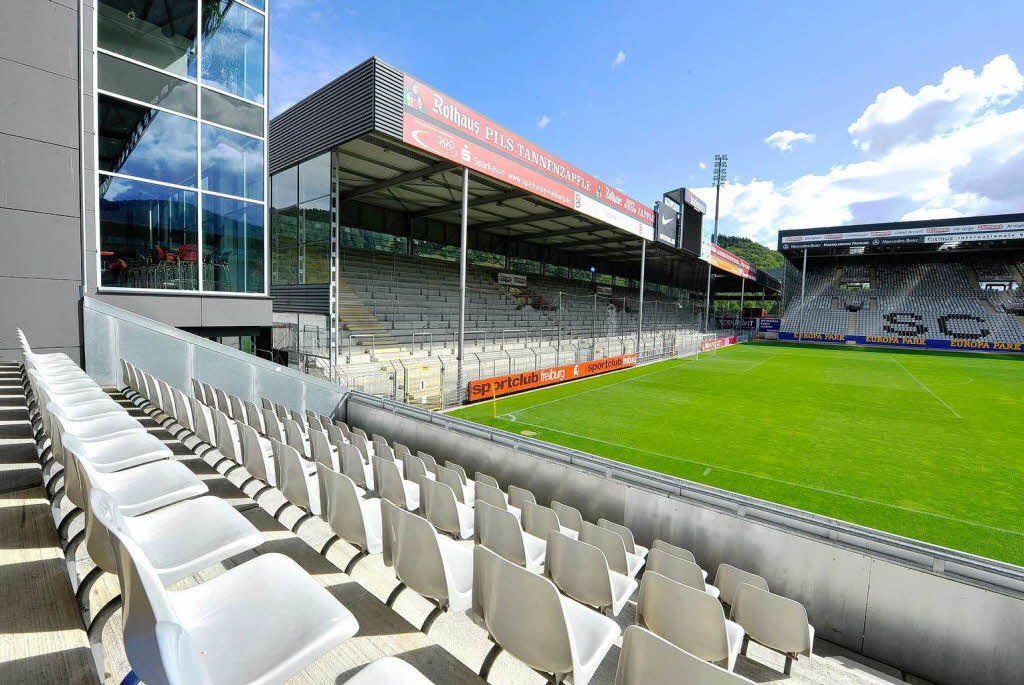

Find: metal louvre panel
269;284;330;313
373;59;404;140
268;57;377;174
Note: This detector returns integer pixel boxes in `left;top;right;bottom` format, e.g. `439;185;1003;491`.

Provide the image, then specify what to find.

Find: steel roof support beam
410;189;532;218
471;209;579;232
339;161;459;201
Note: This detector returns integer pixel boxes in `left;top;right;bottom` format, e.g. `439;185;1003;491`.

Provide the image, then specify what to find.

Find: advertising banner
596;285;613;296
683;188;707;214
468;354;637;401
779;221;1024;250
701;335;738;352
759;318;781;332
778;332;1024;353
497;272;527;287
402;75;655;240
708;244;756;280
656;202;679;246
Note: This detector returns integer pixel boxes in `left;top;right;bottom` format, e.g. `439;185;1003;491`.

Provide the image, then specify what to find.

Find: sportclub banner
467;354;637;402
778;332;1024;353
699;239;758;281
402;75;655;241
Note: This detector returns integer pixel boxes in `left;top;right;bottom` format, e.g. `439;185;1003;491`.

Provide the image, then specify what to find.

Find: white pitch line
504;416;1022;537
497;360;690;419
892;359;962;419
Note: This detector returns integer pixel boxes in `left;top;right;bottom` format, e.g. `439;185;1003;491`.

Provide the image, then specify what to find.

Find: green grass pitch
450;341;1024;566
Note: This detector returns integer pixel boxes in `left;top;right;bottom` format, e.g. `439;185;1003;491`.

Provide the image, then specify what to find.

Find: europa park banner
468;354;638;402
402;75;655;241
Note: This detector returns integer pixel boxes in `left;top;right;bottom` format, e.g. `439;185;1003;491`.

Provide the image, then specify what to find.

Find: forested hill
717;235;784;270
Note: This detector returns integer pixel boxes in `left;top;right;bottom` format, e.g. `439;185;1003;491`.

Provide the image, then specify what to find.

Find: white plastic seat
652;539;708;580
615;626;755;685
271;440;321;523
90;489;359;685
580;521;644;578
340;442;374;492
472;544;619;685
507;484;536;511
551;501;584;534
421;477;474;539
237;421;277;490
436;464;472;504
475;499;545;572
546;530;636;616
381;500;473;632
522;500;578;540
598;518;649;559
261;406;284;442
317;464;383;568
731;583;814;675
243;400;265;433
475;480;520;521
189;396;216;444
637;571;745;671
374;456;420;511
648;548;719;598
283;417;312;457
309;428;340;471
475;471;499;489
403;453;436;485
344;656;435;684
714;563;769;607
415;451;439;475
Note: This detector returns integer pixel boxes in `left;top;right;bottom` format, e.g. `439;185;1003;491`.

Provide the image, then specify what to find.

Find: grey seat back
309;428;336;471
436;464;466;504
648;548;705;592
580;521;629;575
318;463;373;552
372;434;395;462
261;407;283;442
476;499;526;566
272;439;313;514
731;584;812;657
350;432;371;463
243;400;263;433
189;396;214;444
652;539;697;565
202;382;216;408
444;460;468;485
416;451;438;473
598;518;640;556
340;443;369;490
382;501;450;606
238;421;271;484
551;501;583;533
474;480;508;512
171;387;193;432
212;410;239;464
523;500;561;539
637;571;730;663
475;471;499;489
714;563;769;607
615;626;755;685
229;395;246;424
421;478;464;538
283;417;307;456
508;484;536;511
404;453;429;486
215;388;232;417
375;456;412;510
260;396;273;411
545;530;612;609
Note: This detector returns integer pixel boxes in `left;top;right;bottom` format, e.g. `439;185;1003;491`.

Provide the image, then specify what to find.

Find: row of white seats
16;332;429;684
181;368;814;680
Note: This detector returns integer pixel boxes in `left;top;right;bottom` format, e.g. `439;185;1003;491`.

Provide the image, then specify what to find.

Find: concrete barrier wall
347;394;1024;685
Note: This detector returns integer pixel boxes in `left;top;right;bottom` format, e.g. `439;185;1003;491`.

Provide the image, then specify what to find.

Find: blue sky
270;0;1024;245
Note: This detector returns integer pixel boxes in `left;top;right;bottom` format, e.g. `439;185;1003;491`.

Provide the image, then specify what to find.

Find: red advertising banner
708;244;756;280
402;75;654;239
468;354;638;402
701;335;738;352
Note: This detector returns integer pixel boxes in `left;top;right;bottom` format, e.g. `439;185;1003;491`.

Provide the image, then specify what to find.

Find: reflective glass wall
95;0;267;294
270;153;332;285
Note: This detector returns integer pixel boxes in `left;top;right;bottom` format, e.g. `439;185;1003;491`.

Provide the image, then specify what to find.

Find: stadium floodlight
711;154;728;245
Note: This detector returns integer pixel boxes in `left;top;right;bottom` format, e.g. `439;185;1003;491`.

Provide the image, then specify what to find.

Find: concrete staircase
847;310;858;337
337;279;404;360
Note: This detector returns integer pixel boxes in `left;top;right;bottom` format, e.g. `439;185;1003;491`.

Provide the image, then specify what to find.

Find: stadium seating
731;583;815;675
15;326;837;683
781;256;1024;343
615;626;755;684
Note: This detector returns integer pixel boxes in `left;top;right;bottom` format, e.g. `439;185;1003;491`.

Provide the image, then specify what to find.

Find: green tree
717;235;784;270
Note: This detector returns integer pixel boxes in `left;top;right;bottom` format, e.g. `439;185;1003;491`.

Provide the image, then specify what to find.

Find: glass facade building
270;152;332;285
95;0;267;294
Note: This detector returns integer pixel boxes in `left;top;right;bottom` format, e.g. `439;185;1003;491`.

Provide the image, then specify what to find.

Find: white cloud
765;130;816;151
612;50;627;69
849;54;1024;152
537;114;551;129
703;55;1024;247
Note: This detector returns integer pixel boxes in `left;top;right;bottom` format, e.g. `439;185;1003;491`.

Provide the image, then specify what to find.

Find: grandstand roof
777;212;1024;258
270;57;779;292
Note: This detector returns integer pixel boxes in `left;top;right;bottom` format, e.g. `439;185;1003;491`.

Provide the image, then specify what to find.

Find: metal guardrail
346;333;376;362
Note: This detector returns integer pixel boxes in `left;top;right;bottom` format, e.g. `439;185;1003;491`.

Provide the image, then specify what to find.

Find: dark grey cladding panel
269;57;406;175
270;284;330;314
373;59;405;140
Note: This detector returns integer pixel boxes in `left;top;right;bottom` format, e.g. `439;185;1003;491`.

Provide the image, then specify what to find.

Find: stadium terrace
1;3;1023;685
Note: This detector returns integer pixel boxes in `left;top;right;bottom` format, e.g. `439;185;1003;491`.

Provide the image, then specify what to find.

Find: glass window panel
271;167;298;209
202;194;264;293
201;124;264;200
271;204;298;285
299;196;331;284
98;94;197;186
201;1;265;104
98;52;197;116
298;153;330;203
243;0;264;10
97;0;198;78
98;174;199;290
201;87;264;136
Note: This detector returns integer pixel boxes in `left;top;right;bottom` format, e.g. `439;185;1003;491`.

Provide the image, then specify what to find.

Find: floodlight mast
704;153;728;332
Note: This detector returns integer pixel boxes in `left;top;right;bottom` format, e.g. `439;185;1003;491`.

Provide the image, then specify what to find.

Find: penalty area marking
503;416;1021;538
892;358;962;419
